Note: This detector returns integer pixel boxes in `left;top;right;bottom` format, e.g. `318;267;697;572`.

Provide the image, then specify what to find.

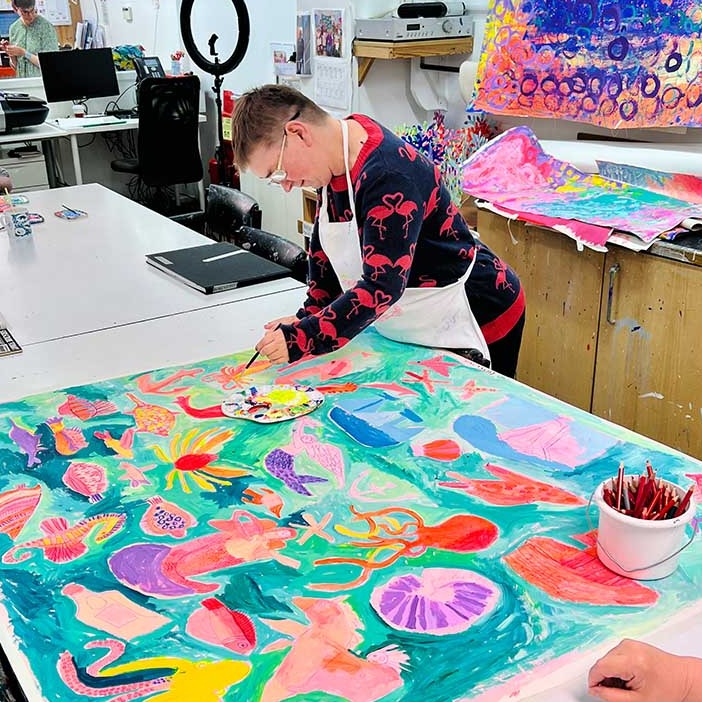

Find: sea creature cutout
150;427;248;493
298;512;334;545
403;369;449;394
412;438;462;462
62;461;109;502
288;416;345;486
57;395;118;421
0;484;42;539
140;496;197;538
275;350;375;385
241;486;285;517
457;379;498;401
371;568;500;635
45;417;88;456
185;597;256;654
2;513;126;564
61;582;171;640
503;531;659;606
124;393;177;436
259;596;407;702
174;394;225;419
409;355;459;377
136;368;203;395
439;463;585;506
57;638;250;701
94;427;135;459
316;382;359;394
348;469;429;505
118;461;155;488
263;448;328;496
498;416;585;468
109;510;298;598
8;419;44;467
202;361;270;390
311;506;498;591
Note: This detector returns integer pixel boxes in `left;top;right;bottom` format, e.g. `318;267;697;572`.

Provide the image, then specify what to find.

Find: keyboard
54;116;132;130
104;109;137;119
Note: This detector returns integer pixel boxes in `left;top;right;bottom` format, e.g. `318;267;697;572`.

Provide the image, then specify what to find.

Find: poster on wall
272;42;296;77
473;0;702;129
36;0;71;25
296;12;312;76
312;8;350;112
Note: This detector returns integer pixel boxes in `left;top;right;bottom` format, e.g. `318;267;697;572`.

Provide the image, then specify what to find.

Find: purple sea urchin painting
370;568;500;635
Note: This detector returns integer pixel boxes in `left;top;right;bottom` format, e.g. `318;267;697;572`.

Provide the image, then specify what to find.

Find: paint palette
221;384;324;423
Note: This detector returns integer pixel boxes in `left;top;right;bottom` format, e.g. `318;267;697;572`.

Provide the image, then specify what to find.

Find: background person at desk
0;167;12;192
231;85;525;377
1;0;58;78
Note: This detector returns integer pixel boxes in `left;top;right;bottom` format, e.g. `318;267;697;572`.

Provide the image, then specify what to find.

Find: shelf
353;37;474;85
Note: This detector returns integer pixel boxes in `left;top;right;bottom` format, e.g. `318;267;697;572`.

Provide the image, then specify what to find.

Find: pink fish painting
0;484;42;539
57;395;118;421
185;598;256;654
62;462;109;502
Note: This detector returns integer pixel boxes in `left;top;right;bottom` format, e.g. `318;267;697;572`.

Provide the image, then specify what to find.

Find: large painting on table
1;329;701;702
473;0;702;129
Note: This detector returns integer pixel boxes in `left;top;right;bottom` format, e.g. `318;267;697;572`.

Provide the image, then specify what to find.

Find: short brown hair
231;84;326;170
13;0;36;10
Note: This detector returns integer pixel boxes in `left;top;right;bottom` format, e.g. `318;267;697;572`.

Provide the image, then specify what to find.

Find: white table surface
1;288;306;403
0;121;64;145
0;183;305;346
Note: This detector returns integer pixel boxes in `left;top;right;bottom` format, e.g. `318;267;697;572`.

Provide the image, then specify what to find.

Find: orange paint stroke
439;463;585;506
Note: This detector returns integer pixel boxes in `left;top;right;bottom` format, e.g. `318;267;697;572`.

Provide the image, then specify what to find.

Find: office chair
234;225;308;284
111;75;204;212
204;184;262;239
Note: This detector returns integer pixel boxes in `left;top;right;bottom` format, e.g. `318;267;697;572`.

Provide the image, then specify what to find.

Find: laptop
145;242;290;294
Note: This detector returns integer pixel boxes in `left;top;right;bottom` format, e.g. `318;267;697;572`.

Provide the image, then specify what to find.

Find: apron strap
320;119;357;223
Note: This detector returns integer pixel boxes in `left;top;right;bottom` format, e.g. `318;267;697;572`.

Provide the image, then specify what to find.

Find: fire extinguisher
210;90;240;188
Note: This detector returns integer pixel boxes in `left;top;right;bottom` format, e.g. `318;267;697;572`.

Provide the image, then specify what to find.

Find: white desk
0;122;64;145
49;115;208;209
0;184;305;346
2;289;306;403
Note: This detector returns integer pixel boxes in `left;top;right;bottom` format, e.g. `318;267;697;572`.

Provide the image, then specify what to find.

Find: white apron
318;119;490;362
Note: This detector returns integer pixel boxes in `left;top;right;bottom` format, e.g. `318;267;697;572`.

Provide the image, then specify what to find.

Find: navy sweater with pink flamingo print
280;114;524;362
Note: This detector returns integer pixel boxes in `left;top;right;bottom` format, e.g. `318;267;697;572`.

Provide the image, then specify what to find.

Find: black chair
204;184;262;239
234;225;308;284
111;75;203;210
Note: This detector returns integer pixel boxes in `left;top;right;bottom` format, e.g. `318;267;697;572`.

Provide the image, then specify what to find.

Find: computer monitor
39;48;120;103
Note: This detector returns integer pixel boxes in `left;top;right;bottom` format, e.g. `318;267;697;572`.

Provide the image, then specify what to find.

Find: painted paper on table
597;161;702;204
1;329;701;702
473;0;702;129
461;126;702;249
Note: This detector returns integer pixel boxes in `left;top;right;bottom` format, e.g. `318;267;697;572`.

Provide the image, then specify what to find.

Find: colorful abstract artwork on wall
461;126;702;249
1;329;701;702
473;0;702;129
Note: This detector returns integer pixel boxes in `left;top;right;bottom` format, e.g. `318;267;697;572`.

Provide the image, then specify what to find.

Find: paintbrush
243;350;260;370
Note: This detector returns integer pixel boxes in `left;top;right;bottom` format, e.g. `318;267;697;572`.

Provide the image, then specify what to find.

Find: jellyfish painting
311;506;498;591
370;568;500;635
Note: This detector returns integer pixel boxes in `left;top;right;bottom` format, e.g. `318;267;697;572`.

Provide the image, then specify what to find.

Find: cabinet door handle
606;263;620;325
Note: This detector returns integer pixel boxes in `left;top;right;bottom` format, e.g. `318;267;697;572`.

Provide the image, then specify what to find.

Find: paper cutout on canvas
597;161;702;204
62;583;171;640
260;596;407;702
57;394;118;420
62;461;109;502
8;420;44;467
0;484;42;538
461;126;702;246
57;638;251;700
473;0;702;129
185;598;256;654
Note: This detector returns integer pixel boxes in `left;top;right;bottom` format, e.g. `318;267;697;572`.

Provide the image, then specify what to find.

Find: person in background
0;167;12;193
1;0;58;78
230;84;525;377
589;639;702;701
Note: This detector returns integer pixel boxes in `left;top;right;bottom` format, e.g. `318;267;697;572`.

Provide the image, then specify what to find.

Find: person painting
1;0;58;78
231;85;525;377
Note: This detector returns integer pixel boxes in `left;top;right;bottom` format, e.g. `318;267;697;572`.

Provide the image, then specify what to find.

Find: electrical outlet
122;5;133;22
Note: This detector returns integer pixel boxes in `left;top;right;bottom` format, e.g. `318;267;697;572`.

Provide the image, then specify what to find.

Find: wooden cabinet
477;210;702;459
592;248;702;459
478;212;604;411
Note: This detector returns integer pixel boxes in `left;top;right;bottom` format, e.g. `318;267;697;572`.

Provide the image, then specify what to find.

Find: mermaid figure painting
0;329;700;702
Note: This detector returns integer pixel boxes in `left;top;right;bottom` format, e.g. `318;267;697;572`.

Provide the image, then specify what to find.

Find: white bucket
594;479;696;580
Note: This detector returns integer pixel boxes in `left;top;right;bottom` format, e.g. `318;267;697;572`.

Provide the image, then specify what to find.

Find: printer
0;92;50;133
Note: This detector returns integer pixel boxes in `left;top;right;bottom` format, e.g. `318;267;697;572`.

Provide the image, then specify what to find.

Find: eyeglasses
17;7;37;16
266;110;300;186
